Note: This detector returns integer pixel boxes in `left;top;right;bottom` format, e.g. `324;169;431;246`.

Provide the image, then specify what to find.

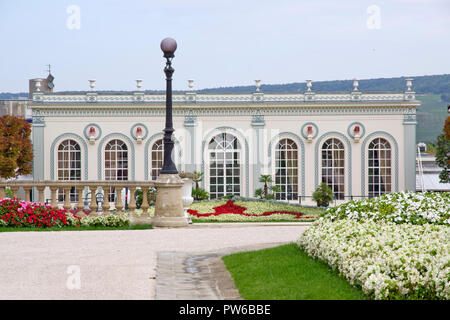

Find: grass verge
222;243;367;300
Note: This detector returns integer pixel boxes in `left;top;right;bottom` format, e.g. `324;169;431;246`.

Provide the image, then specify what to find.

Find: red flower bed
188;200;314;220
0;198;80;228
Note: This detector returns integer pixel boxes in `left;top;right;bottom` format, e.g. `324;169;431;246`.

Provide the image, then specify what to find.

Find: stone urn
179;172;195;224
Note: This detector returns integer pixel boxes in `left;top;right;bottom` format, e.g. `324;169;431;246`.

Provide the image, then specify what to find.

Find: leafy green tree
313;183;334;207
0;115;33;180
425;142;437;154
192;171;203;190
190;171;209;200
192;188;209;200
259;174;272;199
255;174;281;200
444;116;450;140
254;188;264;199
435;119;450;183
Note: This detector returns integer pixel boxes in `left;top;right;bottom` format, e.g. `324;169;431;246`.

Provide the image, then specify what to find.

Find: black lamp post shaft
160;57;178;174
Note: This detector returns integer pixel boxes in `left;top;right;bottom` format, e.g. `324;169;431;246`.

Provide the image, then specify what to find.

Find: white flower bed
77;213;130;228
324;191;449;225
298;219;449;300
298;192;450;300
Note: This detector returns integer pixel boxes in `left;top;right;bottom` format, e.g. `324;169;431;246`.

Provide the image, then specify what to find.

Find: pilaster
184;111;197;173
251;111;265;191
403;112;417;191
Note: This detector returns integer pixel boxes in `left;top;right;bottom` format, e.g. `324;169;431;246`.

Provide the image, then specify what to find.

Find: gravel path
0;223;310;300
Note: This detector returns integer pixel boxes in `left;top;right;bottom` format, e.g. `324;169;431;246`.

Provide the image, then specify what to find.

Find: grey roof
416;173;450;191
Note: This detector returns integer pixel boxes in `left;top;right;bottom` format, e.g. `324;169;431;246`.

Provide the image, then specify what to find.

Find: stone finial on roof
353;79;359;91
188;79;195;91
255;80;261;92
136;79;143;91
405;78;413;91
306;80;312;92
88;79;96;91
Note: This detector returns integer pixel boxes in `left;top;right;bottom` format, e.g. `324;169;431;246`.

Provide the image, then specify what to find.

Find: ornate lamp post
160;37;178;174
152;37;188;228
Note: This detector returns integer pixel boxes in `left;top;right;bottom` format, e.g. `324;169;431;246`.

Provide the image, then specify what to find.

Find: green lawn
0;224;152;232
222;243;367;300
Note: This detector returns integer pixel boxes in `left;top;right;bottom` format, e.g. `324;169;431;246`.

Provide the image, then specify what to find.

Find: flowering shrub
0;198;129;228
298;192;450;300
79;214;129;228
188;200;317;222
298;219;449;300
324;191;450;225
0;198;80;228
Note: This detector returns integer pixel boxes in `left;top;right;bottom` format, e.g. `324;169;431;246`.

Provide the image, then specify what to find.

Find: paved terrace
0;223;310;300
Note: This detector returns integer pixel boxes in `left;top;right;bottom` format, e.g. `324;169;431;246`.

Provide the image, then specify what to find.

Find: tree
192;171;203;190
0;116;33;180
255;174;281;200
259;174;272;199
312;183;334;207
435;117;450;183
190;171;209;200
444;116;450;140
254;188;264;199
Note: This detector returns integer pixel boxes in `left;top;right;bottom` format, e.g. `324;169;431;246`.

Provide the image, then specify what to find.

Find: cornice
31;103;419;118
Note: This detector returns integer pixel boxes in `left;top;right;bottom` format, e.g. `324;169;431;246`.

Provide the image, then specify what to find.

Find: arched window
274;138;298;200
151;139;164;180
104;139;128;181
321;138;345;200
368;138;391;197
149;139;179;180
208;133;241;199
57;139;81;202
104;139;128;203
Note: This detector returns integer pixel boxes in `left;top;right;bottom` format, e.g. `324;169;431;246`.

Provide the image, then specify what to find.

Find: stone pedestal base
129;214;152;226
152;174;188;228
151;216;189;228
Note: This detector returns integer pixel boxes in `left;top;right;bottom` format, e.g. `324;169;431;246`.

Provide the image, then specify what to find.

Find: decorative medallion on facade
130;123;149;143
347;122;366;143
83;123;102;144
301;122;319;142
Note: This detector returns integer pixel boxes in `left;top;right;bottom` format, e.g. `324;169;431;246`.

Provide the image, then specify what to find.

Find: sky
0;0;449;92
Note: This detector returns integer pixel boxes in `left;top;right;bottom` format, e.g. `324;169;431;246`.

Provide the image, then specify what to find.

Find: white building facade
30;80;420;204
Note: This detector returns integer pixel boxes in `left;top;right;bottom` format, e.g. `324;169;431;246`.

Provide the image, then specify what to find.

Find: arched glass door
208;133;241;199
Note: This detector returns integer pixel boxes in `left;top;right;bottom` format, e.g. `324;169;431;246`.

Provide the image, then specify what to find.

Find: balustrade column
0;186;5;199
37;186;45;204
50;187;58;208
128;187;137;215
88;186;98;215
140;186;149;216
102;186;111;215
115;186;124;215
63;187;71;211
24;187;32;202
75;187;86;217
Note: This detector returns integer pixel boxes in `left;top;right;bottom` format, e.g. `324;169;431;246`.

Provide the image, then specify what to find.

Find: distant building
416;151;450;192
29;73;54;98
0;99;31;118
0;73;54;120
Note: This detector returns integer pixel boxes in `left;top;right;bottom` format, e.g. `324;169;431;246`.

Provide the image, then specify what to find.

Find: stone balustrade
0;181;156;220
